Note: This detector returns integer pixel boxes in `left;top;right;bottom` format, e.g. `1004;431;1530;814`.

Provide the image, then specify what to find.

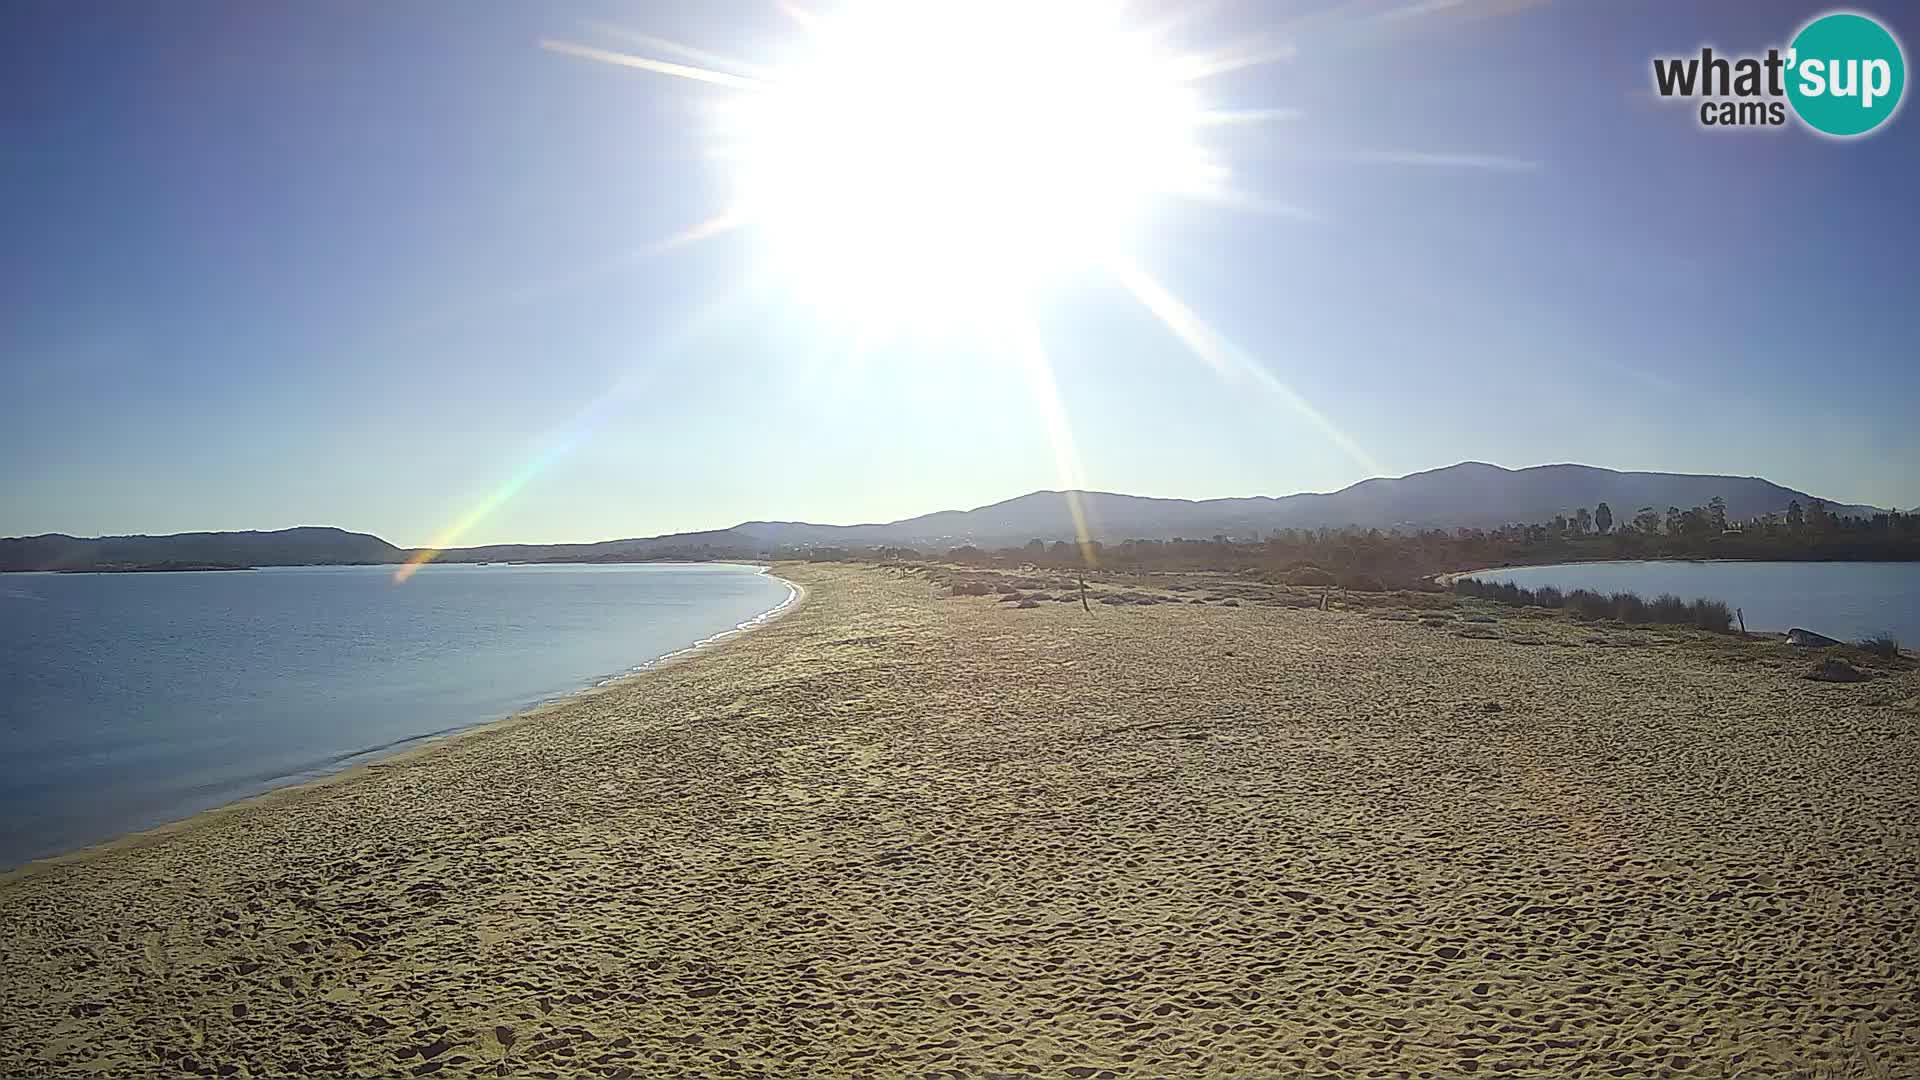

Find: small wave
555;574;801;691
208;576;800;790
641;575;800;669
261;722;480;787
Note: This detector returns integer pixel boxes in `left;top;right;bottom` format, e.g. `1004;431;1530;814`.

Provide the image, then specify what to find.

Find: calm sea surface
1467;561;1919;642
0;562;794;869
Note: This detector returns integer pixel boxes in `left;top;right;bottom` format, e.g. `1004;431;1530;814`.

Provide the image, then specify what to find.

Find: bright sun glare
716;1;1217;318
384;2;1531;579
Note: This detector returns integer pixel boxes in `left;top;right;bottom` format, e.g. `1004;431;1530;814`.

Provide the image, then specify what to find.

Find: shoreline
1435;554;1920;586
616;567;802;678
1433;557;1773;586
1433;559;1915;638
5;563;1916;1078
0;568;806;884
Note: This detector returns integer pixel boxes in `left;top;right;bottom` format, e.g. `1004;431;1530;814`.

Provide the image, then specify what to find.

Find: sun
710;1;1218;323
398;0;1535;578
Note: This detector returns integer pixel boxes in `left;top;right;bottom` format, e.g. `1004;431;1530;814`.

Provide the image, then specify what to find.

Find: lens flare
1004;317;1101;566
390;278;762;583
393;444;571;584
1109;257;1384;477
423;1;1544;555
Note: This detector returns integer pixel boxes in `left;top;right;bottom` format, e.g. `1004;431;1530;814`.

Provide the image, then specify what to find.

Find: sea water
1467;560;1918;642
0;562;793;869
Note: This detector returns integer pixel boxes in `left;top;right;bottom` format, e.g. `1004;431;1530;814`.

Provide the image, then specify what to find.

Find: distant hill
0;527;402;572
705;462;1885;550
432;528;771;565
1250;461;1884;536
2;463;1886;569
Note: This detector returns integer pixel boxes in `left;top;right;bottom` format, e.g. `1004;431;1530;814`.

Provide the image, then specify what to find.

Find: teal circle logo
1787;12;1906;136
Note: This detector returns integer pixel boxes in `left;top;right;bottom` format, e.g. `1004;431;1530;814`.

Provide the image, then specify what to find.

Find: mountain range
0;527;404;573
0;462;1888;571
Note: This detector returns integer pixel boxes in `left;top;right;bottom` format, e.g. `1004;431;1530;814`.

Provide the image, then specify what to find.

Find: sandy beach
3;563;1917;1078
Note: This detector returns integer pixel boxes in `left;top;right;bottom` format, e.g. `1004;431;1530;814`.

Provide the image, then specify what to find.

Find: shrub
1455;577;1524;605
1689;598;1734;631
950;581;991;596
1339;573;1387;592
1610;591;1649;623
1286;566;1338;586
1566;589;1611;620
1649;593;1690;624
1454;577;1535;606
1456;578;1732;631
1857;633;1901;658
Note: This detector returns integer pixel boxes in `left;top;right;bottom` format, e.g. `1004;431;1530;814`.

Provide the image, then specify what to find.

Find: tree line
818;498;1920;589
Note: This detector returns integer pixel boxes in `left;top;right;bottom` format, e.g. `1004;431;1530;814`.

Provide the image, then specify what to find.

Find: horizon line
1;459;1899;549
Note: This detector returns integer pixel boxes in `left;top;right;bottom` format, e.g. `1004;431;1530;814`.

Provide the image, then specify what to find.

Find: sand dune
3;563;1917;1078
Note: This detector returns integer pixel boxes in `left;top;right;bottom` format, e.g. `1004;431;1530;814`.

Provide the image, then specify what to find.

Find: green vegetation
1451;577;1734;631
852;496;1920;589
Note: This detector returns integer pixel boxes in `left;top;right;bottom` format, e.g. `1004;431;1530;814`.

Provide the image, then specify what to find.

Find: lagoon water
1467;560;1919;643
0;562;793;869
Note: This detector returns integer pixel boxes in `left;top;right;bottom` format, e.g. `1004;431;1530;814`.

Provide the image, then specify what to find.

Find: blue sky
4;0;1916;546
